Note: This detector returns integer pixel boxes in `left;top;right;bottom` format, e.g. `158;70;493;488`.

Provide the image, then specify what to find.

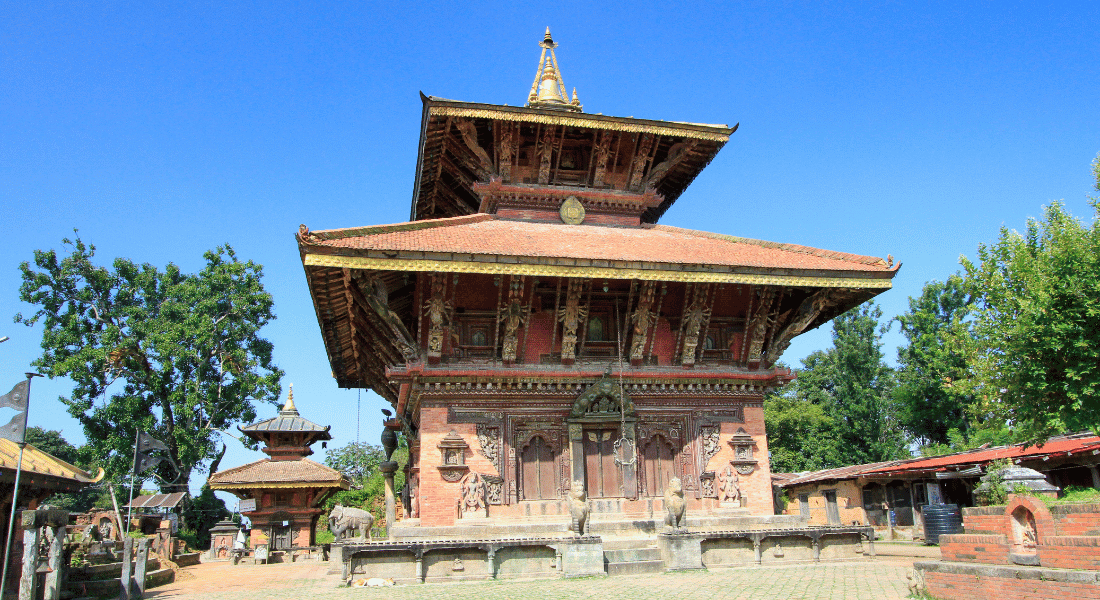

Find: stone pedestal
559;539;605;578
657;532;703;571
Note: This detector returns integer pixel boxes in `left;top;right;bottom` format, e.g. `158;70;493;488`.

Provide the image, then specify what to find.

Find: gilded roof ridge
651;224;896;269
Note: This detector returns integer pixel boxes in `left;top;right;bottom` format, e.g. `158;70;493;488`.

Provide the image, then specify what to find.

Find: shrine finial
282;383;299;415
527;28;582;113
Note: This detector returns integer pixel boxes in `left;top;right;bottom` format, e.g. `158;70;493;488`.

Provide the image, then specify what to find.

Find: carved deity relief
628;133;655;191
423;274;454;360
557;279;587;363
459;472;487;517
454;118;493;178
498;124;517;180
763;290;838;367
538;126;556;184
700;474;716;498
630;281;657;363
499;278;528;363
409;472;420;518
644;140;698;190
718;465;741;504
475;424;502;473
592;131;612;187
680;289;711;366
746;288;777;364
700;426;721;469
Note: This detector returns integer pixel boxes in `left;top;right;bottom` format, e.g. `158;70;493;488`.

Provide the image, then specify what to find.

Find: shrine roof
300;213;899;287
239;388;332;441
207;458;349;490
0;438;104;486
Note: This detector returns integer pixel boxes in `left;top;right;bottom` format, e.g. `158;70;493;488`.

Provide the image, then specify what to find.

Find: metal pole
126;430;140;535
1;373;37;598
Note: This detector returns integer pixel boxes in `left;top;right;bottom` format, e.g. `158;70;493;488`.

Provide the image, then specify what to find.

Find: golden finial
282;383;297;413
526;28;582;112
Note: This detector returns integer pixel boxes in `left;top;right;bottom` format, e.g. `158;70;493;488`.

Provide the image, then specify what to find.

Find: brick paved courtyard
146;551;929;600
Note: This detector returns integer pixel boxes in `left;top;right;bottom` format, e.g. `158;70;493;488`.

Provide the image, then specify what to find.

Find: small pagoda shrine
208;386;349;551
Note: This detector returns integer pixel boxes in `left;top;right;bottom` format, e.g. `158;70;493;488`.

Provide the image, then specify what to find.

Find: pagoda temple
209;386;349;550
297;29;898;536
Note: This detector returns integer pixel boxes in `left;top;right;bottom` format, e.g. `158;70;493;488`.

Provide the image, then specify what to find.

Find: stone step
604;547;661;563
605;559;665;576
601;537;658;551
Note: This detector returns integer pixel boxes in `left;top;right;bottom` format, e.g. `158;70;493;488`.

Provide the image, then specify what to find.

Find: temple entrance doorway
584;428;622;498
641;434;679;497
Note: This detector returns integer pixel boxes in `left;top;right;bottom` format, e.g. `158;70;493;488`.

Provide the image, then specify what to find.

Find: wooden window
799;494;810;517
642;434;679;497
583;429;622;498
520;436;557;500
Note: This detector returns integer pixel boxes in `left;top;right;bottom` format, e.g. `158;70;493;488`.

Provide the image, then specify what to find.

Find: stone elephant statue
329;504;375;542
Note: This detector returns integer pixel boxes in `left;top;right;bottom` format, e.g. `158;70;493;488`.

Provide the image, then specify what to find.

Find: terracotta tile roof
303;214;897;276
207;458;349;490
0;438;103;484
778;433;1100;487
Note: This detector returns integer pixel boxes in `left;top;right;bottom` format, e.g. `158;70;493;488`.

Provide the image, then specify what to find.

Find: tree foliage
893;275;977;448
15;235;283;490
954;196;1100;442
322;440;407;529
766;303;908;470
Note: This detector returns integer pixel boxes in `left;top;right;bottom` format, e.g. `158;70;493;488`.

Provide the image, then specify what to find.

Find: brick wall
924;569;1100;600
938;534;1010;564
1051;503;1100;536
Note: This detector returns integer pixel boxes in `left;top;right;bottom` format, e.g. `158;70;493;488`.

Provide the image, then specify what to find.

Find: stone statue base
720;500;742;509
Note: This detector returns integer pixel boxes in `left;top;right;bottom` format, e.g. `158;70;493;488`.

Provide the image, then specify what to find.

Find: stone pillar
381;461;398;540
44;524;65;600
119;535;134;600
1089;465;1100;490
134;538;150;599
18;522;41;600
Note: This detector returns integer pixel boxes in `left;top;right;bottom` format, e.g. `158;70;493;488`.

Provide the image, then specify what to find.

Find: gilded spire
526;28;582;113
281;383;298;415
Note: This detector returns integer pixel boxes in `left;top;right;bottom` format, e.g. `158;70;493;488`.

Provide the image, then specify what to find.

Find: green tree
794;303;908;465
955;194;1100;442
893;275;977;448
180;484;229;550
322;440;407;529
15;235;283;491
24;426;80;464
764;377;840;472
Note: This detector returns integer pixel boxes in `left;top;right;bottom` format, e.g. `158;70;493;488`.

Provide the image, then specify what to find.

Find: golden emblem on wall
559;196;585;225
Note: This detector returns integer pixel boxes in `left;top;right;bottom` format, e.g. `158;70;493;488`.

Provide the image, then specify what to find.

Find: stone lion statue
664;477;686;531
329;504;375;542
568;482;589;536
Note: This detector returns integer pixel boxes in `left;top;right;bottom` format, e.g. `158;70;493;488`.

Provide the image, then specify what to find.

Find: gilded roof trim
304;253;893;289
429;105;731;142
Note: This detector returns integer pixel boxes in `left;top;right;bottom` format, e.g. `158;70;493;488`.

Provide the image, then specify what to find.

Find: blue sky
2;1;1098;499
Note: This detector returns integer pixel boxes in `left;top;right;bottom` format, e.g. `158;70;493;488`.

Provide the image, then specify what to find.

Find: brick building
298;30;898;536
209;387;349;550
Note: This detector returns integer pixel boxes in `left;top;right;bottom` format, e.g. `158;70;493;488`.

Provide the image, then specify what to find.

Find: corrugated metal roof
125;492;188;509
778;433;1100;488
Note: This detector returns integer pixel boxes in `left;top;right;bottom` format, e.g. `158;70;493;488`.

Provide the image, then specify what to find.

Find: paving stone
146;556;918;600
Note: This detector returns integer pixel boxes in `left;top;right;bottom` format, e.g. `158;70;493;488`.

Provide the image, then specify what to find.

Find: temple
298;29;898;555
209;386;349;552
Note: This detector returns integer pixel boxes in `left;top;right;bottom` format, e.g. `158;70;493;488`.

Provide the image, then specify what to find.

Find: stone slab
560;540;605;578
657;533;703;571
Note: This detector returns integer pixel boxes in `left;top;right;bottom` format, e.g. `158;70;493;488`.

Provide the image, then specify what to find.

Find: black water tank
922;504;963;545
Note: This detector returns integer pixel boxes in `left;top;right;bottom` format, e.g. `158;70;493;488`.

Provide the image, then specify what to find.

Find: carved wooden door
520;435;556;500
642;435;678;497
272;523;293;550
584;429;621;498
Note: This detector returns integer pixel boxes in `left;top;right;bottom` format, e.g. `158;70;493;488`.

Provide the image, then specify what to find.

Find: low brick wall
937;534;1009;564
1039;536;1100;570
918;561;1100;600
1050;503;1100;536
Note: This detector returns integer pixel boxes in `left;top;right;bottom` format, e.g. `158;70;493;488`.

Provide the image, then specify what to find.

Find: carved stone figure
475;423;501;472
718;466;741;504
568;482;589;536
460;472;487;517
664;477;686;531
701;426;720;468
557;279;587;362
329;504;375;542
